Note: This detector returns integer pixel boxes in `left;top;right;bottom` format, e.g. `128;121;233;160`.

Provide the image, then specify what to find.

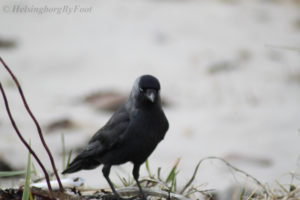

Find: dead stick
180;156;268;196
0;57;64;192
117;187;190;200
0;83;53;192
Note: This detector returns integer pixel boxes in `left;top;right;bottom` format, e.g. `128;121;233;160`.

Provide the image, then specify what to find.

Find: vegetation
0;57;299;199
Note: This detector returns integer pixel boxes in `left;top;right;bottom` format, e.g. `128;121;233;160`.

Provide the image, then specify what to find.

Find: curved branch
0;57;63;192
0;83;52;192
180;156;268;197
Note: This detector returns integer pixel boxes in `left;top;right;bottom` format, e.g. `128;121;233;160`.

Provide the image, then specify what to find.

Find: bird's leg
102;165;122;200
133;164;147;200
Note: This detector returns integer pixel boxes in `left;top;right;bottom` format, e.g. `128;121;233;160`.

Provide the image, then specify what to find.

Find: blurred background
0;0;300;192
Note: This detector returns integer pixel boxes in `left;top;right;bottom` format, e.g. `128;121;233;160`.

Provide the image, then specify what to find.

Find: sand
0;0;300;192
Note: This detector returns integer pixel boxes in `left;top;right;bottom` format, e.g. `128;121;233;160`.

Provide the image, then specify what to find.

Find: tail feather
62;141;104;174
62;160;82;174
62;157;100;174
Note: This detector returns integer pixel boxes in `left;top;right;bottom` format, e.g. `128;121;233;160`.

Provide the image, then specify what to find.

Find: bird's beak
145;89;157;103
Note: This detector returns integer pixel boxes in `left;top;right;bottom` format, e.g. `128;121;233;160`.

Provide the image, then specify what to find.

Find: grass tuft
22;145;32;200
145;159;154;179
0;171;27;177
61;133;66;171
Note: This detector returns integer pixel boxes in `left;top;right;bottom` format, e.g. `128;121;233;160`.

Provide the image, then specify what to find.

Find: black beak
145;89;157;103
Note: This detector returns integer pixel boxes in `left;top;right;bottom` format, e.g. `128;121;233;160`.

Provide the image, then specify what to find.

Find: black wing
62;105;130;174
88;105;130;148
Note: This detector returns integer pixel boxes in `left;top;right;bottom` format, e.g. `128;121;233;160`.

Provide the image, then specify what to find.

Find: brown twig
179;157;201;194
180;156;268;197
0;57;64;192
0;83;52;192
116;186;190;200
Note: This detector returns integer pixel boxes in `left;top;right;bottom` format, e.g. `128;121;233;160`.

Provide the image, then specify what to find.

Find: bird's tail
62;160;82;174
62;157;100;174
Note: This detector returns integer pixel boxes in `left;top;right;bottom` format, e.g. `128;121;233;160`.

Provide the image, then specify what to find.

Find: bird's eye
139;88;144;92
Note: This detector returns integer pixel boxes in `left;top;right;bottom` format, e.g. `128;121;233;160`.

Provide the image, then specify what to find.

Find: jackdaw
62;75;169;200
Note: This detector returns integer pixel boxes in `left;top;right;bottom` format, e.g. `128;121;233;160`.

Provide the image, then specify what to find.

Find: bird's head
130;75;161;106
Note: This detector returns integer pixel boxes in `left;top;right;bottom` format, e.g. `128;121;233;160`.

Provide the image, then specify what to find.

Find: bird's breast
114;106;168;163
126;108;168;150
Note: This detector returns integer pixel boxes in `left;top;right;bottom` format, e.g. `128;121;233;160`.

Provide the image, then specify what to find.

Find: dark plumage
62;75;169;200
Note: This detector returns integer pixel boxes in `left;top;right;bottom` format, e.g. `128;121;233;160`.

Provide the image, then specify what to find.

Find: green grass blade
145;159;153;178
166;168;175;184
180;160;201;194
31;162;37;176
0;171;27;177
240;186;246;200
116;172;128;186
61;133;66;170
165;159;180;183
171;176;177;192
66;150;72;169
157;167;162;181
29;193;33;200
22;148;32;200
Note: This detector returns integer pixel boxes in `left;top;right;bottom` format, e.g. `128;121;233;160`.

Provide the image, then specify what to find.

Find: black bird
62;75;169;200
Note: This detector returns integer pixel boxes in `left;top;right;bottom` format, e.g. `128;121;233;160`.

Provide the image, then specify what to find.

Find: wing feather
88;105;130;152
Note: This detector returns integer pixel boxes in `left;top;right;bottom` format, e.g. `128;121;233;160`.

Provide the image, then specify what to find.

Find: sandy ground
0;0;300;193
